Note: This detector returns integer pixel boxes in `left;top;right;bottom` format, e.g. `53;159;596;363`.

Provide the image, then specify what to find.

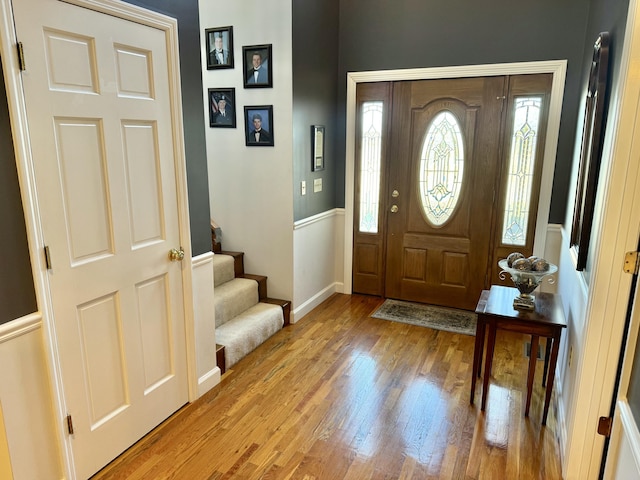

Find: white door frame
343;60;567;294
0;0;195;477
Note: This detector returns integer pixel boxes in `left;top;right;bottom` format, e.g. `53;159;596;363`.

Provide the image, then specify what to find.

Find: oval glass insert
419;111;465;226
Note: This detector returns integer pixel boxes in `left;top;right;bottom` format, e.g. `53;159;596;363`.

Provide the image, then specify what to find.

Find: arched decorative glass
501;97;542;246
419;111;465;226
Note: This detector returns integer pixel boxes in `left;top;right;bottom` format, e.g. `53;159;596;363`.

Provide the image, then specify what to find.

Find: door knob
168;247;185;262
392;190;399;198
390;205;399;213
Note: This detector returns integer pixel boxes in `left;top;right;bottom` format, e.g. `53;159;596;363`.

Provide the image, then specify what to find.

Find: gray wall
0;62;37;324
335;0;592;224
292;0;340;221
0;0;211;323
122;0;212;256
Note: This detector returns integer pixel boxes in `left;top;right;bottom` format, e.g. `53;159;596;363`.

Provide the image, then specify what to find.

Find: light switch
313;178;322;193
301;181;306;195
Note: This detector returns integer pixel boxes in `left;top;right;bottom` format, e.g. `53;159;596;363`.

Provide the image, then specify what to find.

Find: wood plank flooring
91;293;563;479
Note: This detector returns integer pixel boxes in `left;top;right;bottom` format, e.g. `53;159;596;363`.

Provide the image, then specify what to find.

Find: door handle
390;205;399;213
168;247;185;262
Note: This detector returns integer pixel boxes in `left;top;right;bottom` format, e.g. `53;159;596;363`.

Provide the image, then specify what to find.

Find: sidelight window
501;97;542;246
358;101;383;233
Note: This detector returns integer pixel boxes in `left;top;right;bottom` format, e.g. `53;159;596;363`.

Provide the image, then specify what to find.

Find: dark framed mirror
570;32;611;271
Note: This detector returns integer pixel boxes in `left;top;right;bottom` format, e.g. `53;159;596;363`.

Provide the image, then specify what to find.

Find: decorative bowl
498;259;558;310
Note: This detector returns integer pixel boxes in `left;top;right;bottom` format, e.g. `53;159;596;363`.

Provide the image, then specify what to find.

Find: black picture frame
244;105;274;146
311;125;325;171
208;88;236;128
242;44;272;88
205;26;234;70
570;32;611;271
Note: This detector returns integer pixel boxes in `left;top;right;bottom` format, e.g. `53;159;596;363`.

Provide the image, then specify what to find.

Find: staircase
212;227;290;374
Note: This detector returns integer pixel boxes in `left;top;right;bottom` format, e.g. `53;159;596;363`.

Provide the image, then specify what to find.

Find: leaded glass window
501;97;541;245
358;101;383;233
419;111;465;226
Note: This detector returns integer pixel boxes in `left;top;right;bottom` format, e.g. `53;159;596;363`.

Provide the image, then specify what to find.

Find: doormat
371;299;477;336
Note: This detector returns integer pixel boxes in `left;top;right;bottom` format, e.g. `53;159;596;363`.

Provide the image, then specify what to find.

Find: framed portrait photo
208;88;236;128
242;44;272;88
205;26;234;70
244;105;274;146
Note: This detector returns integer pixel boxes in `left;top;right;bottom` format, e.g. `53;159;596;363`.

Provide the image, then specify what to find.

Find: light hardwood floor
92;293;563;479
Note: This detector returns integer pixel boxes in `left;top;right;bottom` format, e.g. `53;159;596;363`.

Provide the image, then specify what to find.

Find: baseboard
197;367;221;398
292;282;341;323
555;374;569;473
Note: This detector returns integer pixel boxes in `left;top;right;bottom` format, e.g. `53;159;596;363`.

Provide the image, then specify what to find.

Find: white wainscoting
609;402;640;479
293;209;345;322
191;251;220;397
0;314;62;479
555;226;589;477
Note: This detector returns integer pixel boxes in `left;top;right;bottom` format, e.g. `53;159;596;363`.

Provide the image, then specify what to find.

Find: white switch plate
301;181;306;195
313;178;322;193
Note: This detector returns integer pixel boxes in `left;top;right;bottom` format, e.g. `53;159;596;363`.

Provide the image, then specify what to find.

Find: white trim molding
0;313;42;345
343;60;567;294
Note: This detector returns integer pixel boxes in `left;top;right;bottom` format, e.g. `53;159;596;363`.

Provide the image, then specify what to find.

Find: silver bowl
498;259;558;310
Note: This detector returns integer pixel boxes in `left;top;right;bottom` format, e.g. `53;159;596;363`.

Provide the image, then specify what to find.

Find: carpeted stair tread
213;254;236;287
216;302;284;368
214;277;259;328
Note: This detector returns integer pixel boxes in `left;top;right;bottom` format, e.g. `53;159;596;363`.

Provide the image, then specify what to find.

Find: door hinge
597;416;613;437
624;251;639;274
44;246;52;270
17;42;25;71
66;414;74;435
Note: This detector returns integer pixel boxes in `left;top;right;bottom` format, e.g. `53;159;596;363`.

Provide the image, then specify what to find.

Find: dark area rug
371;299;477;336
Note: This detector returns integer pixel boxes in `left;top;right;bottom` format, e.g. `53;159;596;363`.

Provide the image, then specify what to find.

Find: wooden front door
352;75;552;310
385;78;504;310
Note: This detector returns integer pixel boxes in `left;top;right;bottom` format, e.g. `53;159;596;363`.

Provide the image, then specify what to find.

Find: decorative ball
528;255;539;264
512;258;532;271
507;252;525;267
531;258;550;271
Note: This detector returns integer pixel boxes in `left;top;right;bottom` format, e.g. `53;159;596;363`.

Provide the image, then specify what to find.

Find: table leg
542;333;561;425
525;335;539;417
470;316;486;404
477;319;486;378
542;337;552;387
481;322;497;412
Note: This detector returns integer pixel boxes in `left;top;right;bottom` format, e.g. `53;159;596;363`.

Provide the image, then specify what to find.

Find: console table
470;285;566;425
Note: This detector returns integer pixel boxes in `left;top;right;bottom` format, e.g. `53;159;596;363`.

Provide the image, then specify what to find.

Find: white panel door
11;0;189;477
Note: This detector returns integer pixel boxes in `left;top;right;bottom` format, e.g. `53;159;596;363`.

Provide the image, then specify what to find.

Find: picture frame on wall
311;125;325;171
205;26;234;70
242;44;272;88
244;105;274;146
208;88;236;128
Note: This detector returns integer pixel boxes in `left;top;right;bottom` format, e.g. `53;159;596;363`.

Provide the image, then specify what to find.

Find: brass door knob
390;205;399;213
168;247;185;262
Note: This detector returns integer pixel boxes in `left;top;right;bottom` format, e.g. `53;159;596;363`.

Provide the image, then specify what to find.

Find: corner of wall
191;251;220;397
